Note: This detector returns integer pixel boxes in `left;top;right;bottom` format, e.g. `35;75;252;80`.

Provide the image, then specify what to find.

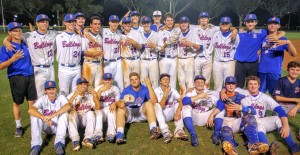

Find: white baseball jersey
23;30;58;65
241;92;280;118
184;89;218;112
56;32;83;65
120;30;142;58
177;29;201;58
102;28;122;59
82;31;103;60
34;94;69;116
159;27;181;57
212;31;240;62
140;30;164;59
154;87;180;108
67;92;96;114
95;84;120;108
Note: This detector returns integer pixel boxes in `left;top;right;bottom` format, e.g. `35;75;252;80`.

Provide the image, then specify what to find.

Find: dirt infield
282;39;300;70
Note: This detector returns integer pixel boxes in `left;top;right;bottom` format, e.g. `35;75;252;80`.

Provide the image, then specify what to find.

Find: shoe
149;127;161;140
92;136;105;145
211;133;220;146
15;127;23;137
163;132;172;144
297;134;300;142
174;130;188;141
269;141;279;155
248;142;269;155
72;141;80;151
30;145;41;155
222;141;238;155
190;133;199;147
54;142;65;155
116;132;126;145
289;143;300;154
107;134;115;143
82;138;94;149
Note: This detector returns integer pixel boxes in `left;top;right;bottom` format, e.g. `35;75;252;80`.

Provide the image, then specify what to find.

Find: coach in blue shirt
234;14;285;88
0;22;37;137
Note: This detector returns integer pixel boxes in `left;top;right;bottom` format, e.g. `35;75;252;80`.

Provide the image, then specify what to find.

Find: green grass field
0;32;299;155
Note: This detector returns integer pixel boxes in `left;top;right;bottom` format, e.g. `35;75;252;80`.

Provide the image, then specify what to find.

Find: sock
149;122;157;129
213;118;223;136
183;117;196;135
278;128;295;148
258;132;269;144
15;119;22;128
117;127;124;133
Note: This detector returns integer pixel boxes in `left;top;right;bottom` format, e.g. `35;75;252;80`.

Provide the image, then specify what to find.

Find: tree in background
192;0;226;19
262;0;300;18
52;4;64;26
64;0;104;18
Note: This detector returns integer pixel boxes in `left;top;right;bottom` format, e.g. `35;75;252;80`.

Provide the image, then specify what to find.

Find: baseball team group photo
0;0;300;155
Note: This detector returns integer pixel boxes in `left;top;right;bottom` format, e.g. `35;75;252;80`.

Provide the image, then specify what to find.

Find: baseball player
0;22;37;137
177;16;202;91
120;17;143;87
28;81;68;155
258;17;297;94
115;73;161;144
74;12;85;35
94;73;120;143
181;75;219;146
154;73;188;142
207;76;268;155
158;13;180;89
67;78;101;150
212;17;240;91
102;15;124;90
130;11;143;32
140;16;164;89
241;75;300;154
150;10;164;32
82;16;104;88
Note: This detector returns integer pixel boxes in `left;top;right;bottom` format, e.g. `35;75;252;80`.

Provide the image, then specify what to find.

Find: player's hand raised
11;50;24;61
144;77;152;88
163;87;171;97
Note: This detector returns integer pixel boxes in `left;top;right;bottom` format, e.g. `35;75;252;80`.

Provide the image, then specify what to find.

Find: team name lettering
75;104;92;111
34;42;53;49
215;42;231;50
43;109;56;116
199;35;211;41
100;96;116;102
104;38;119;44
62;41;81;48
251;103;264;111
88;42;101;48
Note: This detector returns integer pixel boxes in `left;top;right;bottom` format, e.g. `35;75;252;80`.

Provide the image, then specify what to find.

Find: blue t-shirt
273;77;300;104
0;41;33;77
150;24;164;32
258;37;288;74
120;84;150;108
234;29;267;62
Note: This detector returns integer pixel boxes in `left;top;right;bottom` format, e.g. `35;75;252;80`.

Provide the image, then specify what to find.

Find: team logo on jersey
295;87;300;93
251;103;264;111
253;33;257;38
34;41;53;49
104;38;120;44
88;42;101;48
43;109;56;116
62;41;81;48
198;35;211;41
215;42;231;50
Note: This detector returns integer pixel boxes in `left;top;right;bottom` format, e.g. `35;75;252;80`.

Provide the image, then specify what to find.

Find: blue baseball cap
76;77;89;85
194;75;206;82
199;12;209;18
36;14;50;22
130;11;140;17
64;14;76;21
44;81;56;89
74;12;85;19
103;73;113;79
225;76;237;84
141;16;151;23
244;14;257;21
179;16;189;23
220;17;231;23
8;22;22;31
109;15;120;21
159;73;170;80
268;17;280;24
122;17;131;23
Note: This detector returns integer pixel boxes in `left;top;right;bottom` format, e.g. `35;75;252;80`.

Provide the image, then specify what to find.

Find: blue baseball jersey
0;41;34;77
216;92;245;118
150;24;164;32
258;37;288;74
234;29;267;62
120;84;150;108
273;77;300;104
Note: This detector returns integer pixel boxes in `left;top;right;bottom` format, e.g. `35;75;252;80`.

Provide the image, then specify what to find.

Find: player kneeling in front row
115;72;161;144
207;76;268;155
94;73;120;143
28;81;68;155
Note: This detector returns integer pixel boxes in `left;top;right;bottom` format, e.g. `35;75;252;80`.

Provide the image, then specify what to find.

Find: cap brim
37;18;51;22
9;26;22;31
45;86;56;89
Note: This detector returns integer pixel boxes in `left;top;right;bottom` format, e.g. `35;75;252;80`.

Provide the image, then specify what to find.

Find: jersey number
223;52;230;58
47;50;53;57
73;51;80;58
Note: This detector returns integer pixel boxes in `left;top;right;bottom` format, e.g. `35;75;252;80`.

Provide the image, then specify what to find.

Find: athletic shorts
9;75;37;104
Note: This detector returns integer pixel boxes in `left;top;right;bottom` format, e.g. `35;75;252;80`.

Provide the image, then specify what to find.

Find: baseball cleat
15;127;23;137
191;133;199;147
149;127;161;140
107;134;115;143
211;133;220;146
55;142;65;155
163;132;173;144
269;141;279;155
72;141;80;151
82;138;94;149
174;130;188;141
289;143;300;154
222;141;238;155
30;145;41;155
92;136;105;145
248;142;269;155
116;132;126;145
